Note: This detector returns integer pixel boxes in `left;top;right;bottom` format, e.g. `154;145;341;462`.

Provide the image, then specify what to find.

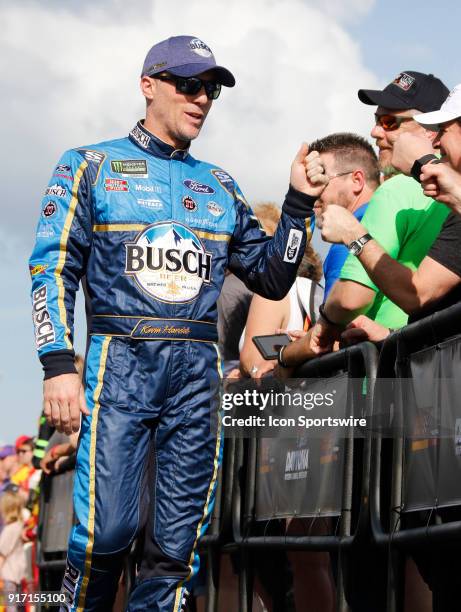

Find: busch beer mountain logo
45;184;67;198
125;222;212;303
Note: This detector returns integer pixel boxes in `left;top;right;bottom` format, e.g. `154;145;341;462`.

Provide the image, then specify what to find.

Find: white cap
415;83;461;130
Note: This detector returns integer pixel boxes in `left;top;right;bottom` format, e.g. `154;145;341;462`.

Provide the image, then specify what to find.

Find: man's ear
351;169;365;194
423;128;437;141
140;76;155;101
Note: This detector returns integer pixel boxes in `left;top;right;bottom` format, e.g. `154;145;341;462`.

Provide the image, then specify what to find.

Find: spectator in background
10;438;36;502
40;434;78;475
309;133;380;298
320;71;449;331
239;225;322;377
0;447;17;496
0;490;27;609
280;71;451;367
317;83;461;347
218;203;311;376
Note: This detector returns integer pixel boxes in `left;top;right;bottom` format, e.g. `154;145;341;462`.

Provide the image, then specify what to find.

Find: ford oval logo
183;179;215;194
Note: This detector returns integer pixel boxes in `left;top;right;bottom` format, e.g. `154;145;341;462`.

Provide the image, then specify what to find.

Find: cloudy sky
1;0;459;443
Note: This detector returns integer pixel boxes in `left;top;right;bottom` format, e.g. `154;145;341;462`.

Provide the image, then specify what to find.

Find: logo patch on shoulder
182;195;197;211
29;264;48;277
211;169;234;195
111;159;148;178
78;149;106;165
183;179;215;195
393;72;416;91
77;149;106;184
45;184;67;198
43;201;57;217
54;164;73;180
283;229;303;263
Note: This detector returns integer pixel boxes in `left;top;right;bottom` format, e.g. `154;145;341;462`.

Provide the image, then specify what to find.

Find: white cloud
0;0;378;440
1;0;378;216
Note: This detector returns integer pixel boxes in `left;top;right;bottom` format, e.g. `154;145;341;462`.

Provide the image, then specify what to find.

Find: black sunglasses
154;74;222;100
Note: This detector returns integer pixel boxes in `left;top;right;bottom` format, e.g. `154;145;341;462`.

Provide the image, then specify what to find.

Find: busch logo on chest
125;222;212;303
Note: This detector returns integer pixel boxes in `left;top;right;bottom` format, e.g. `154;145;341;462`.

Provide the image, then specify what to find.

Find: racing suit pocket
90;336;129;408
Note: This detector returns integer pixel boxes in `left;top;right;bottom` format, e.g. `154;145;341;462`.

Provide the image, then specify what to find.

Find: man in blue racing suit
29;35;327;611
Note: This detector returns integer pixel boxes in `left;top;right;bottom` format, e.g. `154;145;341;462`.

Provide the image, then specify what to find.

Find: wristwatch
347;233;372;256
410;154;439;183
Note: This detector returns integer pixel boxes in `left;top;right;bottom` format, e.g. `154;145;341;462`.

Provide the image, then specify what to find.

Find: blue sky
1;0;459;443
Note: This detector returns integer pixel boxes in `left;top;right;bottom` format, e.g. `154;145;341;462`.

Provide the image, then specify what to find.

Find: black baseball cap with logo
358;71;449;112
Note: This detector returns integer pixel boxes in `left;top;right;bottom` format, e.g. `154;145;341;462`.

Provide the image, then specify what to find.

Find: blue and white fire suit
29;121;313;611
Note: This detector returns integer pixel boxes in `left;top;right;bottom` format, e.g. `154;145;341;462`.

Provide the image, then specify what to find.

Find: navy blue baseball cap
358;71;449;113
141;35;235;87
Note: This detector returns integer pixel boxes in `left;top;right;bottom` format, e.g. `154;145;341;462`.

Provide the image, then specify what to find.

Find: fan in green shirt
339;173;449;328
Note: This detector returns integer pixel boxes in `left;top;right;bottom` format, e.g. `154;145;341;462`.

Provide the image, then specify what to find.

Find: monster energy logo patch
111;159;148;178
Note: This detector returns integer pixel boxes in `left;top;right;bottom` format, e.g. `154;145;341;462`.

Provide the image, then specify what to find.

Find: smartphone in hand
252;333;291;360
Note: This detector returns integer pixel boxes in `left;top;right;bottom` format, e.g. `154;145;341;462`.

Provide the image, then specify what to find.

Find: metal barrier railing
227;342;379;612
370;301;461;612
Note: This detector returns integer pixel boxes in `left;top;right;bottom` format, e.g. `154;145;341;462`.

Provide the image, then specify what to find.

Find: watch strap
410;154;438;183
348;233;372;256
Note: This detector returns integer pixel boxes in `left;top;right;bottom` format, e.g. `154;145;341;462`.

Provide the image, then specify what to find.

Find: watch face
349;242;361;256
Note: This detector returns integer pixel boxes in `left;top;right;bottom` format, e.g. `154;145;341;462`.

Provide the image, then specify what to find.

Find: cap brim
358;88;412;110
414;109;460;130
169;63;235;87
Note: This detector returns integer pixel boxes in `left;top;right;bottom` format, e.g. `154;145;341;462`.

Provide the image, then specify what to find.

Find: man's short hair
309;133;380;188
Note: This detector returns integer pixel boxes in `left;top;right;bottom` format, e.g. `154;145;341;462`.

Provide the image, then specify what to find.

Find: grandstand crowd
4;68;461;610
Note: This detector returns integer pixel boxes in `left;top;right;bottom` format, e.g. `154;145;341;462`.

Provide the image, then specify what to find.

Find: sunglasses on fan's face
154;74;221;100
374;113;414;131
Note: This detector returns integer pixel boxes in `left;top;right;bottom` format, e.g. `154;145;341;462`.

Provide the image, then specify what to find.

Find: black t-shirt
409;212;461;322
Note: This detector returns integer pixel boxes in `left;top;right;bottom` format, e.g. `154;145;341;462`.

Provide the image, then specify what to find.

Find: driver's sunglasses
374;113;414;131
154;73;222;100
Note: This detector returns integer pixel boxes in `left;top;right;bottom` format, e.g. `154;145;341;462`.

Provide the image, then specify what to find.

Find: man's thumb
294;142;309;163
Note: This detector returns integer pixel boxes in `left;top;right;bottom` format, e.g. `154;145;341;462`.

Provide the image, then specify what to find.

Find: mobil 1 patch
111;159;148;178
283;229;303;263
